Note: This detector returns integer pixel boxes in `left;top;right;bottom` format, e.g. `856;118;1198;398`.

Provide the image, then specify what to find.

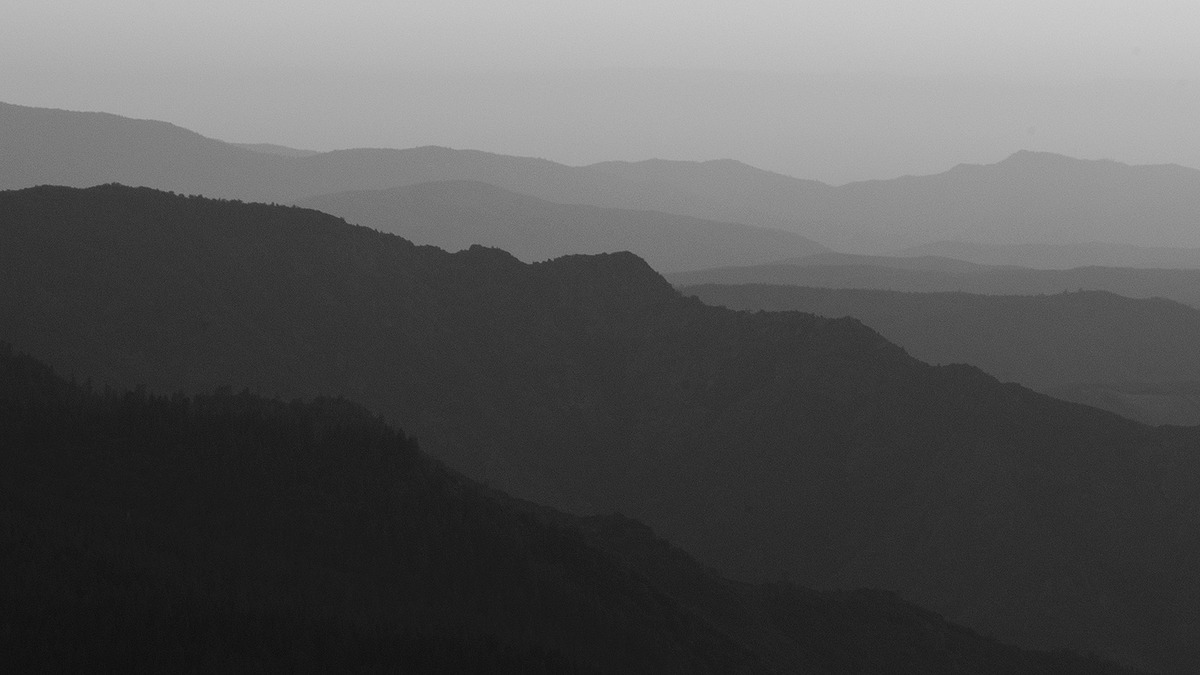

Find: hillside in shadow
4;184;1200;672
1;347;1139;674
682;284;1200;425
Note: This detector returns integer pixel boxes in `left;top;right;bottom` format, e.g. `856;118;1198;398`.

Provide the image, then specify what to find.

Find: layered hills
11;101;1200;259
667;255;1200;310
595;151;1200;253
0;101;826;269
7;348;1133;673
298;180;824;272
0;101;797;228
898;241;1200;270
682;284;1200;425
3;184;1200;672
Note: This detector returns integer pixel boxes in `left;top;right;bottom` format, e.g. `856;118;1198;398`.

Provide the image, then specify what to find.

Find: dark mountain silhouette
4;184;1200;672
682;284;1200;425
298;180;825;272
0;346;1137;673
667;257;1200;310
898;241;1200;270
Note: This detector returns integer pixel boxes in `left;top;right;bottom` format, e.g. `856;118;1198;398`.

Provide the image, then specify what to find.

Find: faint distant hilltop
230;142;321;158
596;151;1200;253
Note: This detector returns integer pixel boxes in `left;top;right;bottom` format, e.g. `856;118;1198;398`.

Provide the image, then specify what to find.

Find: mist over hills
10;101;1200;260
682;284;1200;425
591;150;1200;253
231;141;321;158
836;151;1200;250
0;100;826;270
4;184;1200;672
0;101;796;228
899;241;1200;270
587;157;835;240
668;257;1200;310
768;251;1008;275
298;180;825;272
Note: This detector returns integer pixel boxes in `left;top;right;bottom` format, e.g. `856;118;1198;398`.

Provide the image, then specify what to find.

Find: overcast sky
5;1;1200;181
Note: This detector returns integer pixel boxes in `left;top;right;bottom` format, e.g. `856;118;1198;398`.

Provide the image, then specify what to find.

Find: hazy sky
5;1;1200;181
8;0;1200;76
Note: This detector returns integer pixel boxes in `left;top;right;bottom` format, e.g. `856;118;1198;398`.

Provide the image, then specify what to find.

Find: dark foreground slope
682;284;1200;425
3;185;1200;672
0;348;1133;674
297;180;824;272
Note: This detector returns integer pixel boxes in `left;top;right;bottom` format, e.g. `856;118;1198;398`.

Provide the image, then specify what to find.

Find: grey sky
5;1;1200;181
7;0;1198;76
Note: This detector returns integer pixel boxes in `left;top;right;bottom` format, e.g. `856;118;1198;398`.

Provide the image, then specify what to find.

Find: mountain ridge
298;180;826;272
12;100;1200;256
681;283;1200;425
4;184;1200;671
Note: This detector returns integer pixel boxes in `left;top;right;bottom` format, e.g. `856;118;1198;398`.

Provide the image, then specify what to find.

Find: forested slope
1;347;1136;673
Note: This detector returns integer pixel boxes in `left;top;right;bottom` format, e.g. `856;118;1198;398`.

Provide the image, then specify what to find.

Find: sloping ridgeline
679;283;1200;425
296;180;825;273
3;185;1200;672
0;347;1137;674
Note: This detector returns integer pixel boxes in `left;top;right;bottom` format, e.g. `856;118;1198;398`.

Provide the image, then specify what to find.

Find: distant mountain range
898;240;1200;270
593;151;1200;253
682;284;1200;425
298;180;825;272
668;255;1200;310
0;101;827;269
0;100;800;225
4;184;1199;672
231;141;321;158
10;101;1200;257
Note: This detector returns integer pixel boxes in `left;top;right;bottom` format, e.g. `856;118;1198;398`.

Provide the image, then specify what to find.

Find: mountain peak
999;149;1078;165
538;251;678;310
997;149;1130;169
